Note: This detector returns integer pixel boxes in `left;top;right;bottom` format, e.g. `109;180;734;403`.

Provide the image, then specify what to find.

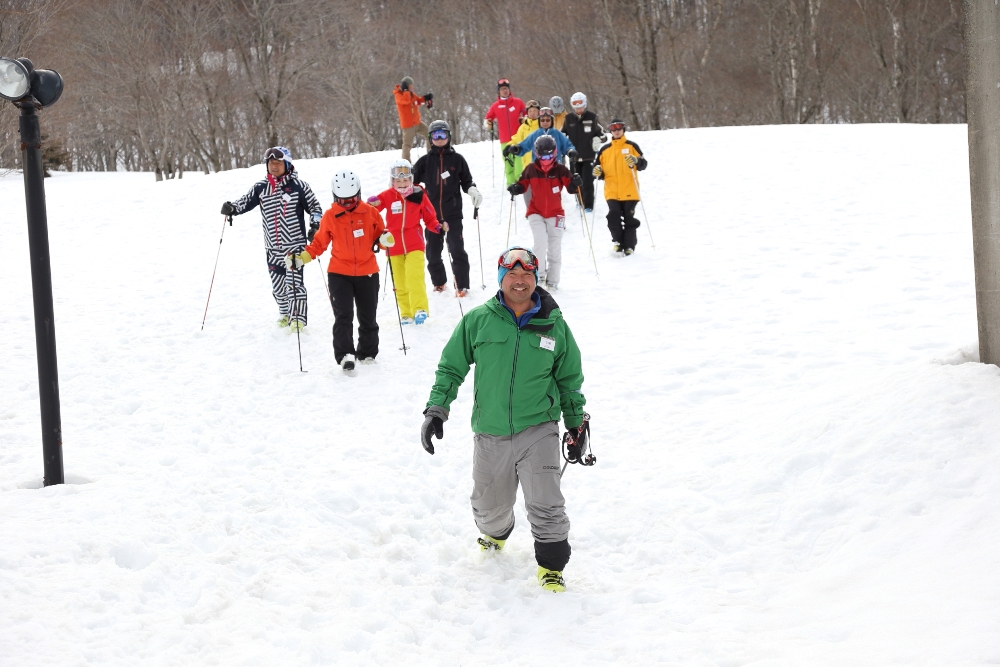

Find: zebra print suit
232;167;324;324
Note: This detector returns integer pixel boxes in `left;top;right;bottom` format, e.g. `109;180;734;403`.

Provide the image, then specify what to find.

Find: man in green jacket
421;246;587;593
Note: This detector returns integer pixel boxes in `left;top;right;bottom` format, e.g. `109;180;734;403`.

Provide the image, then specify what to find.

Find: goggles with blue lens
429;129;449;141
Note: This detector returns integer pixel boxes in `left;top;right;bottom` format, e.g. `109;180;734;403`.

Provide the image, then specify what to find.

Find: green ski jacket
426;288;586;436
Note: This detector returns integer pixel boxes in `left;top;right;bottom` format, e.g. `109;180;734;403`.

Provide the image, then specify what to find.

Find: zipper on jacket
438;153;445;223
508;323;521;435
401;197;408;255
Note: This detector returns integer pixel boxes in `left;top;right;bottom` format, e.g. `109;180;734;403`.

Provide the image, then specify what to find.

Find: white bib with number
391;201;402;214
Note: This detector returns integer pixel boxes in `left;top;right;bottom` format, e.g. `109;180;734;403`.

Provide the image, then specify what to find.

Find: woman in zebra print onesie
221;147;324;332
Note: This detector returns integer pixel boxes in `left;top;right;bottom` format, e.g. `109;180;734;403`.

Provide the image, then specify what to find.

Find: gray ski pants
471;421;570;543
527;214;565;287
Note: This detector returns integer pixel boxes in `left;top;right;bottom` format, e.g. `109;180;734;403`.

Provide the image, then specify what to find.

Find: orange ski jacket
305;202;385;276
393;85;426;129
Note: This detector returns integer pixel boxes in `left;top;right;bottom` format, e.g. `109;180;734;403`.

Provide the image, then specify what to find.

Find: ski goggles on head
429;129;449;141
497;78;511;89
608;121;625;132
525;100;540;110
498;247;539;272
538;107;553;119
263;147;285;162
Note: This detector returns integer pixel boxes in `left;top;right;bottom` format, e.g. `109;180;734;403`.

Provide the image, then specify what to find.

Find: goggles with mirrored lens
571;99;586;108
336;194;361;210
429;129;449;141
263;147;285;162
538;151;556;161
391;166;413;179
608;122;625;132
498;247;539;272
497;78;511;88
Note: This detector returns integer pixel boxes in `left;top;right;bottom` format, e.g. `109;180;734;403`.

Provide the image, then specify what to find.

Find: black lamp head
0;56;63;107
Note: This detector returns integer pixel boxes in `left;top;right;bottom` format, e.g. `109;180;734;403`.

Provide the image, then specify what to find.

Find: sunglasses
429;129;449;141
498;247;539;272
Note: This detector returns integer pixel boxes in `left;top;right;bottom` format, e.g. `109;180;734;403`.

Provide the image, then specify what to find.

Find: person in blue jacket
507;107;576;163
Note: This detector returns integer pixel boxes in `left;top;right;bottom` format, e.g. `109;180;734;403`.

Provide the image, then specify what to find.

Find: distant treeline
0;0;964;178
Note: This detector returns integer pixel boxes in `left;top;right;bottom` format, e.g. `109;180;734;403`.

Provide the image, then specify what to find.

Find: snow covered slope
1;124;998;666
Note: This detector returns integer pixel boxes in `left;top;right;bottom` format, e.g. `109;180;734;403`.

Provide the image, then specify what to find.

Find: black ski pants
425;222;471;290
607;200;640;251
328;272;379;364
571;159;597;209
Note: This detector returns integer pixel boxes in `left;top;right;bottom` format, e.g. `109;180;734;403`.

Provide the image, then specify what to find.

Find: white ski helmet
570;92;587;110
389;159;413;180
549;96;565;114
331;170;361;206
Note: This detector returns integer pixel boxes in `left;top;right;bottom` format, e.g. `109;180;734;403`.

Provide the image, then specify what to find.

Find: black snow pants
606;200;640;251
425;222;471;290
571;159;597;209
328;272;379;363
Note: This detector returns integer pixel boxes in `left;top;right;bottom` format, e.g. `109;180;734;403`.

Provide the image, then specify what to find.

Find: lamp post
1;57;65;486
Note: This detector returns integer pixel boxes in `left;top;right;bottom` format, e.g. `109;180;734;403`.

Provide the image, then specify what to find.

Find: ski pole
385;251;409;355
201;214;231;330
505;194;515;247
576;190;599;277
629;166;655;249
474;207;486;290
381;251;390;300
490;129;495;188
317;260;332;310
289;257;307;372
444;239;465;318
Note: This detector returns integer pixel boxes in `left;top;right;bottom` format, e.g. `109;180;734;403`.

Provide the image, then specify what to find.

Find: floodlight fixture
0;57;63;107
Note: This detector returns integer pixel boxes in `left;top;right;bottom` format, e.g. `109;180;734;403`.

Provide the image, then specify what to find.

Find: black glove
507;183;524;196
502;144;519;157
421;414;443;454
307;221;320;243
423;92;433;101
570;173;583;189
636;156;648;171
567;149;578;161
221;201;235;216
564;424;588;463
371;241;381;254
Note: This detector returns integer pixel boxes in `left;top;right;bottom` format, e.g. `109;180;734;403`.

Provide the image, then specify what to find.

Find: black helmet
428;119;451;138
534;134;557;159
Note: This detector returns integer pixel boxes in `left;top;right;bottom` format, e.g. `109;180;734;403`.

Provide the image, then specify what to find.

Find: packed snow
2;124;998;665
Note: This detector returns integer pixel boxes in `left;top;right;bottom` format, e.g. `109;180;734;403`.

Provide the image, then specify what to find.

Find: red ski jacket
485;96;526;144
516;162;577;219
372;186;442;257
